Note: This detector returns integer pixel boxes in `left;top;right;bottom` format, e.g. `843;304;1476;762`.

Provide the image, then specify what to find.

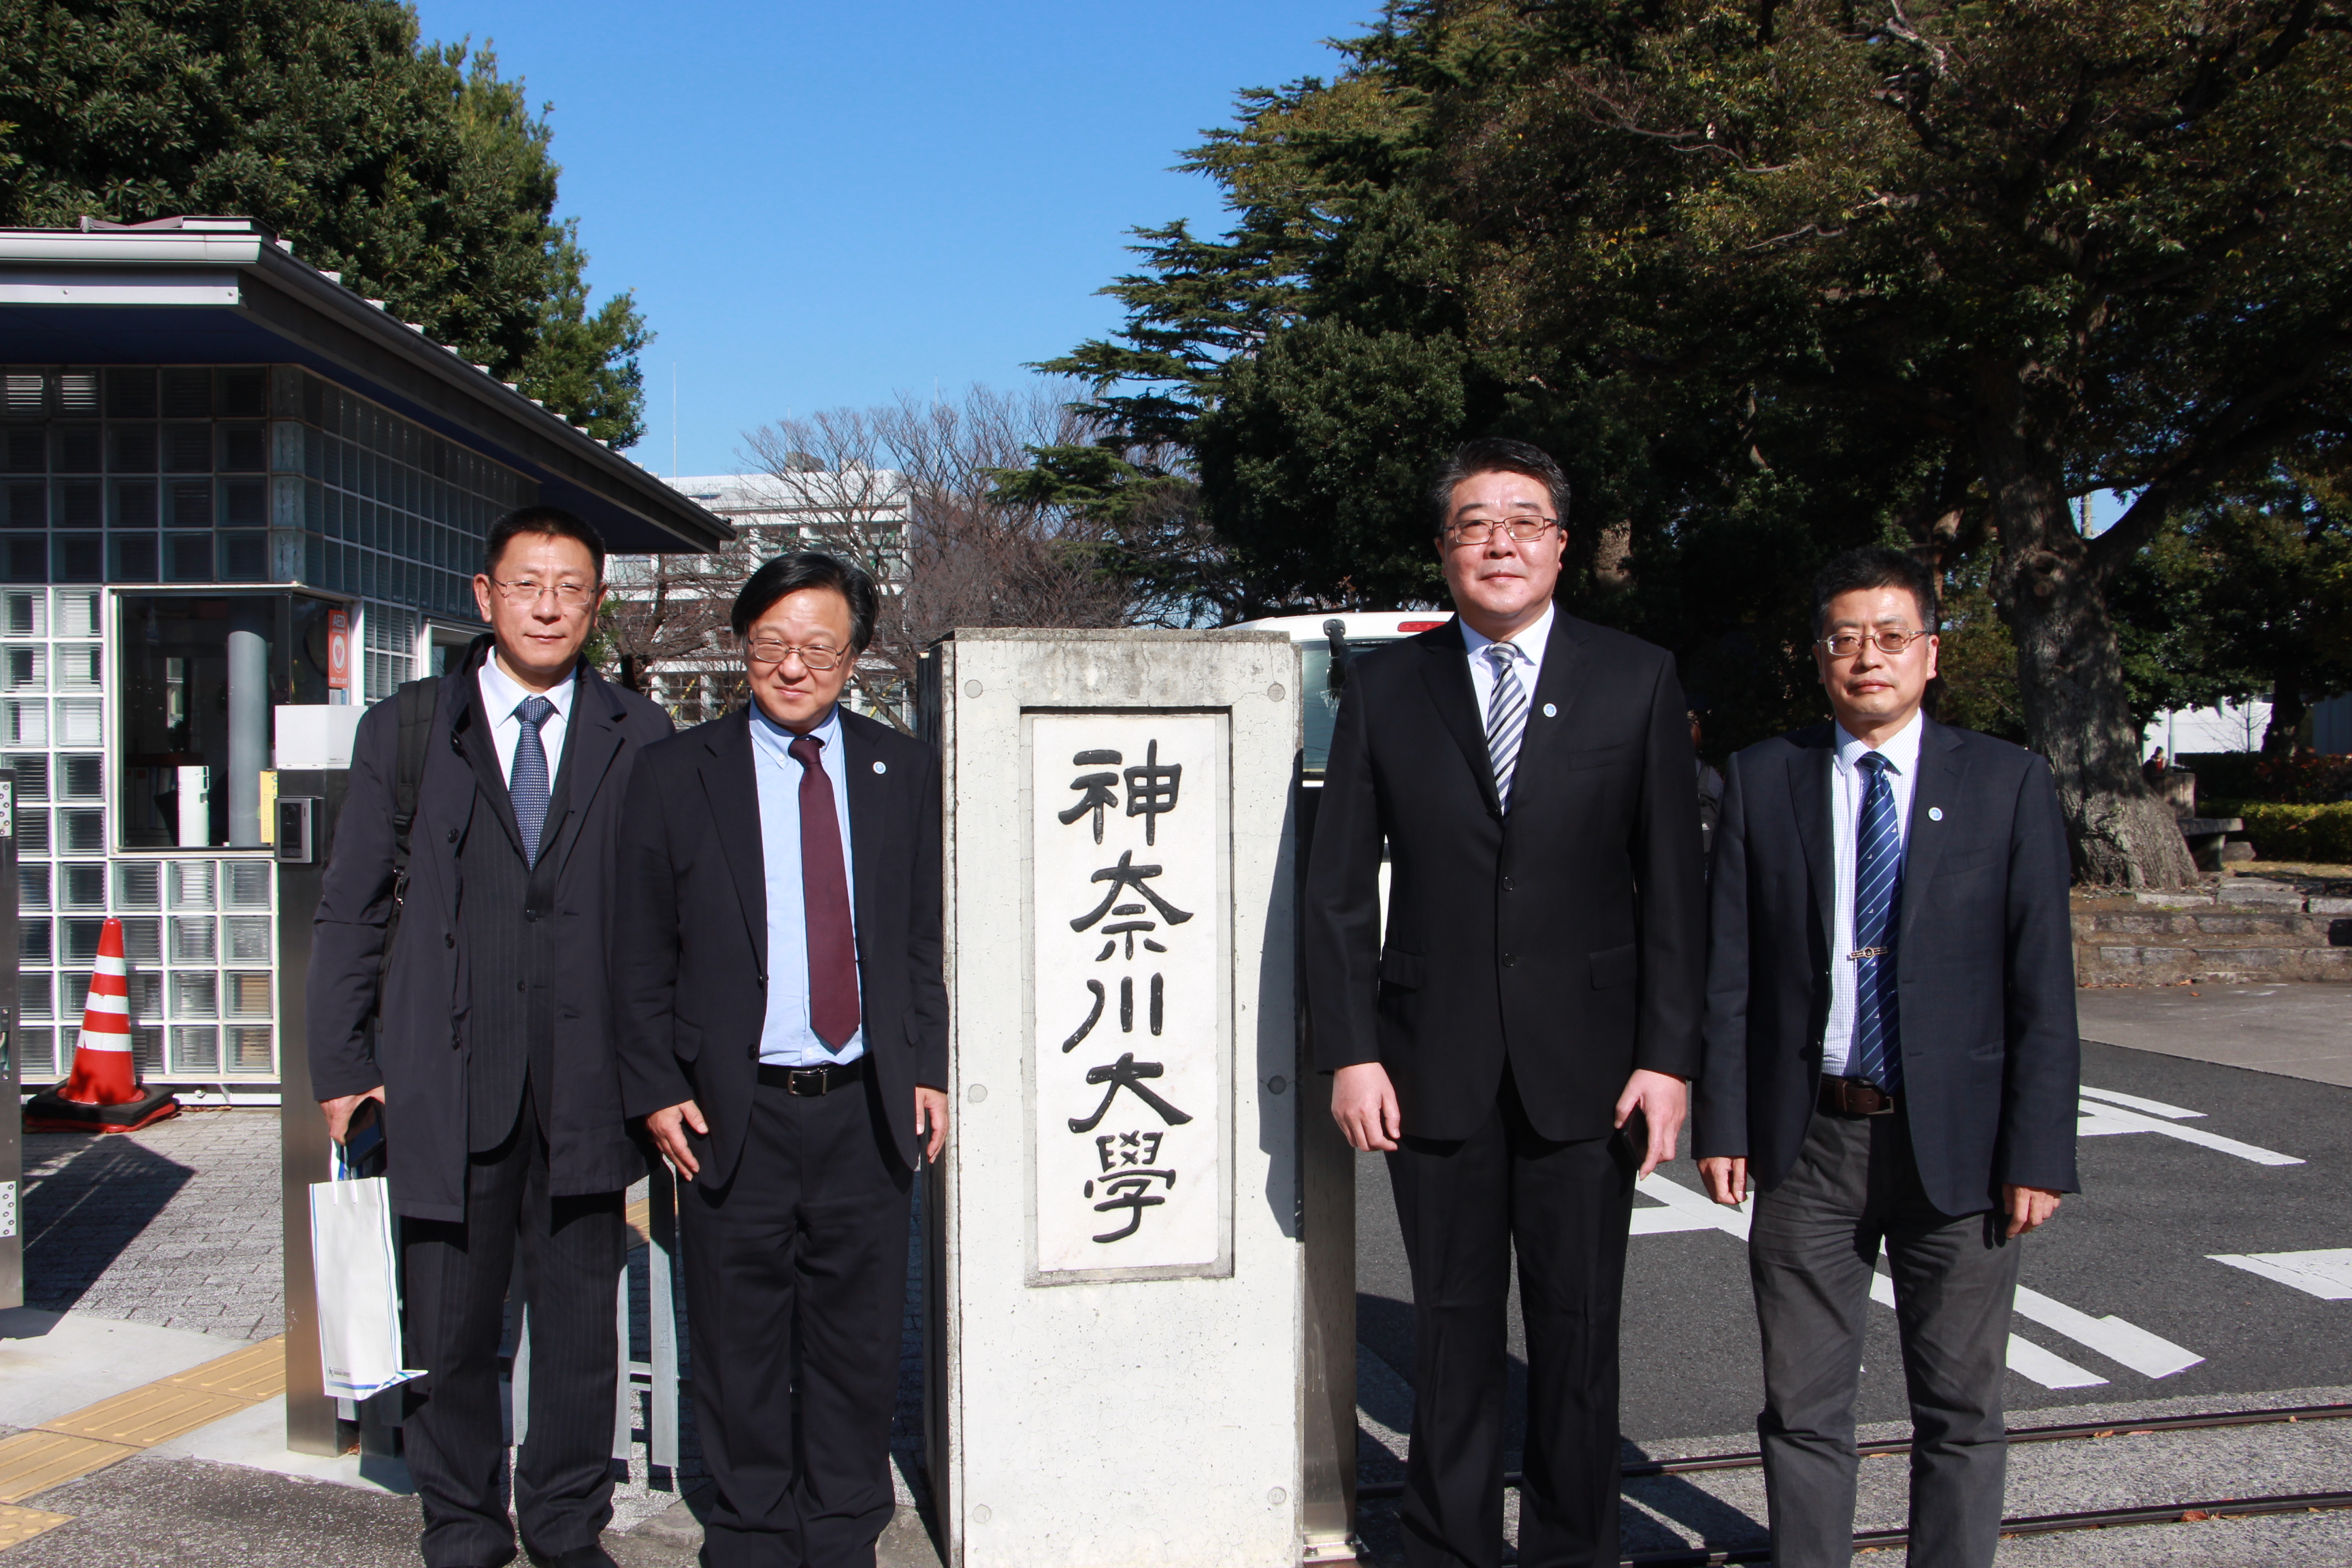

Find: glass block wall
275;371;529;625
1;365;535;1081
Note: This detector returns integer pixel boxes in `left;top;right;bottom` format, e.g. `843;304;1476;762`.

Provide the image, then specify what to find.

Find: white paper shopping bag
310;1174;425;1400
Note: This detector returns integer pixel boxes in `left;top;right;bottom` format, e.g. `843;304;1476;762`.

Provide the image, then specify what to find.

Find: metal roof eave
0;226;732;556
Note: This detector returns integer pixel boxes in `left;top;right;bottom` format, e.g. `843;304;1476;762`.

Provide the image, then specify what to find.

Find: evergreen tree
0;0;648;445
1038;0;2352;886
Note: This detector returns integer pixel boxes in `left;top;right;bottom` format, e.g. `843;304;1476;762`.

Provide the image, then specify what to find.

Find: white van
1228;611;1452;779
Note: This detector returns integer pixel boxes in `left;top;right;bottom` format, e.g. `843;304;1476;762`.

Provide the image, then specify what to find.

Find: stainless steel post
1294;756;1359;1563
226;617;270;847
276;767;346;1454
0;770;21;1309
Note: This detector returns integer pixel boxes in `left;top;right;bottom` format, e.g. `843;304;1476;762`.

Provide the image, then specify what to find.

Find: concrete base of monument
925;630;1339;1568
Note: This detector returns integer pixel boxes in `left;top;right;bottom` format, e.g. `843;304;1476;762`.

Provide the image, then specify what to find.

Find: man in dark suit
611;552;948;1568
310;506;674;1568
1695;547;2078;1568
1304;438;1705;1568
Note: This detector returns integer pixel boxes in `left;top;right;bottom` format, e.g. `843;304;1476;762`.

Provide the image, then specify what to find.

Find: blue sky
406;0;1377;476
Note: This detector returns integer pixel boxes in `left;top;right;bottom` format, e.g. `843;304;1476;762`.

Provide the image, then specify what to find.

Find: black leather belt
757;1057;866;1096
1818;1075;1897;1117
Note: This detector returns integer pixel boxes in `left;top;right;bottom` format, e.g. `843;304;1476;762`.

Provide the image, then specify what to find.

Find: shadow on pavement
19;1132;195;1314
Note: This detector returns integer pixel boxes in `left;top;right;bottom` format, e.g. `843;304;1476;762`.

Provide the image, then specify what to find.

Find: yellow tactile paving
0;1503;75;1548
0;1432;139;1504
0;1335;294;1520
625;1195;653;1245
160;1337;289;1402
38;1384;250;1447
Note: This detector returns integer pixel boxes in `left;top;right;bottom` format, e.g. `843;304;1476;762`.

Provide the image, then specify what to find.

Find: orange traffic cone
24;916;178;1133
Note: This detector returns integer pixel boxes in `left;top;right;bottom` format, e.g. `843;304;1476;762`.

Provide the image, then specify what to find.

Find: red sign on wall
327;608;351;691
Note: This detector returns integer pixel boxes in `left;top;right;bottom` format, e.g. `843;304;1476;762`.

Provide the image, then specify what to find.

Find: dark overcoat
1691;716;2080;1215
307;638;674;1222
1303;613;1707;1141
608;706;949;1185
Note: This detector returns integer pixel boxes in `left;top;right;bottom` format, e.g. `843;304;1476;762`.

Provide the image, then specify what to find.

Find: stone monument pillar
921;630;1355;1567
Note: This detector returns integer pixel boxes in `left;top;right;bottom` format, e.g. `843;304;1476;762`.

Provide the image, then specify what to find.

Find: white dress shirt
476;655;577;789
750;703;864;1067
1820;709;1923;1077
1460;602;1556;713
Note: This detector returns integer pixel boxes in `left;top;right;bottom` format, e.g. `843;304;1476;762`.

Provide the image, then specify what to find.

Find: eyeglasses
1818;628;1931;658
1442;517;1558;546
746;640;847;671
490;578;601;608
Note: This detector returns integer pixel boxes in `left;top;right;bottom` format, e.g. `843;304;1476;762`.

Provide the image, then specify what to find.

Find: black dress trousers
1386;1070;1637;1568
681;1070;915;1568
401;1082;627;1567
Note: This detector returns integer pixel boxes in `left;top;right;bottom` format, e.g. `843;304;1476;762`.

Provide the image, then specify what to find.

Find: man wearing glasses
611;553;948;1568
310;506;674;1568
1304;438;1705;1568
1695;548;2078;1568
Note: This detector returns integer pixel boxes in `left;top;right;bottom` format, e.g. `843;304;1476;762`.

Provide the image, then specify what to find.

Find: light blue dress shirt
1820;710;1922;1077
751;703;864;1066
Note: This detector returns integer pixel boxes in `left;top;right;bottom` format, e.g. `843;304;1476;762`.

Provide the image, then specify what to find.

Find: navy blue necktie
1850;751;1904;1093
511;696;554;867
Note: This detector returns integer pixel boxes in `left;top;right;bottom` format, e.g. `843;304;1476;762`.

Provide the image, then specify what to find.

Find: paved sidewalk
7;1108;939;1565
20;1111;282;1340
2077;983;2352;1086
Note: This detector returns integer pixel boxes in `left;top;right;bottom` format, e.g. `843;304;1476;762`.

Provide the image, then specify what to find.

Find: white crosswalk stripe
1630;1173;2202;1388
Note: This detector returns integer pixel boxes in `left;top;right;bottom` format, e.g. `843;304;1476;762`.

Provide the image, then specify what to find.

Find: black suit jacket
308;641;675;1222
1693;716;2080;1215
1303;614;1705;1141
609;704;949;1183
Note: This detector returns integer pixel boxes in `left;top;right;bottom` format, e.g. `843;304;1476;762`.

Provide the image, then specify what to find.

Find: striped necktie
511;696;554;868
1850;751;1904;1093
1483;642;1528;808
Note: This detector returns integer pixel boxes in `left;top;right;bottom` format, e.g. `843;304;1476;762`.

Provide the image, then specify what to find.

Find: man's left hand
915;1086;949;1163
1614;1069;1688;1180
2003;1183;2061;1238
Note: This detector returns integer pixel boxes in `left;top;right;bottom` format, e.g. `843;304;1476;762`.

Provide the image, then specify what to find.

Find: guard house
0;217;728;1096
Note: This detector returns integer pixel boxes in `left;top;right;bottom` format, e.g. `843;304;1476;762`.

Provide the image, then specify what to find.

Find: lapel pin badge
1542;702;1557;717
1928;806;1942;821
873;760;888;774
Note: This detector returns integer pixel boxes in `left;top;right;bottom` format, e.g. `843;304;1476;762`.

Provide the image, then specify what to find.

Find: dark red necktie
789;733;861;1048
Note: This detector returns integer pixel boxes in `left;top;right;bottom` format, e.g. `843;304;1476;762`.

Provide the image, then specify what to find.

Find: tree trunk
2262;670;2306;755
1976;385;2197;889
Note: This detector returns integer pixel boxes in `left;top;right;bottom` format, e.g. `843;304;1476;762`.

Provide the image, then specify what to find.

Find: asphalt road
1354;1039;2352;1453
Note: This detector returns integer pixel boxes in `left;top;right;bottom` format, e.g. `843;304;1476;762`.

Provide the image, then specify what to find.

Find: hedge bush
2204;800;2352;864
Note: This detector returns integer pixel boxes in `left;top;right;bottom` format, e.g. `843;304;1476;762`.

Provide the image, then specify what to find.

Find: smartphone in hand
338;1096;387;1179
1612;1106;1649;1173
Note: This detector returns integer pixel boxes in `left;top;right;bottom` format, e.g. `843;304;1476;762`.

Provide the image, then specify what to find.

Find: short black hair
1428;438;1572;534
731;551;879;653
485;505;606;581
1812;546;1938;636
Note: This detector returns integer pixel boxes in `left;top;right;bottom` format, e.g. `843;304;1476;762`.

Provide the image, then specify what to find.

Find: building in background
1;217;727;1094
2145;693;2351;759
603;470;911;725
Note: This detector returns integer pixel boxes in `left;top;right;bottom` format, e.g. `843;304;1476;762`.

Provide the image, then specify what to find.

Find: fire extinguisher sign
327;608;351;691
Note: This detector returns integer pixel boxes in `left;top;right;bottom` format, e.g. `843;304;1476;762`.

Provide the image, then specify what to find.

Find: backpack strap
391;675;440;872
376;675;441;990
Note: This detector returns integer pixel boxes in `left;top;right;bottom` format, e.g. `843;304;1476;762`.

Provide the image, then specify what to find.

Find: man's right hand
1699;1155;1748;1207
1331;1062;1402;1152
319;1087;386;1146
646;1099;708;1180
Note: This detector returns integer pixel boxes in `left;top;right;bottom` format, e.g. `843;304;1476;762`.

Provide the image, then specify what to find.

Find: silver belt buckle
788;1067;827;1096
